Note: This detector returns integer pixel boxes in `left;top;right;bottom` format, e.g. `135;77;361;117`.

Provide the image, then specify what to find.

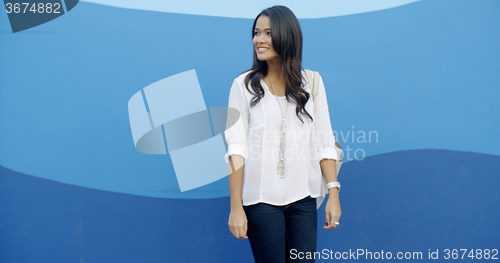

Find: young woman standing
225;5;341;262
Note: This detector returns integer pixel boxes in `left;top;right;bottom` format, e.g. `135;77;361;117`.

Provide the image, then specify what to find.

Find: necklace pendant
277;126;286;179
269;75;288;179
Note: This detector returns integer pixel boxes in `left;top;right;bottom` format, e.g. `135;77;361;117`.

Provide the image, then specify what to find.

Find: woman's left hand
324;190;341;229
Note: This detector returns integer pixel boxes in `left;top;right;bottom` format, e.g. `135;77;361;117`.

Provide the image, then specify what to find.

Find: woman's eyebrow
254;28;271;31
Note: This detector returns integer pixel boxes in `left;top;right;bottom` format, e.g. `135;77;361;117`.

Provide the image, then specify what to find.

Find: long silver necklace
268;75;288;179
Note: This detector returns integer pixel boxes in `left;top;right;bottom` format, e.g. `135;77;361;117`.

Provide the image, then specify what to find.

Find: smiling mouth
257;47;269;53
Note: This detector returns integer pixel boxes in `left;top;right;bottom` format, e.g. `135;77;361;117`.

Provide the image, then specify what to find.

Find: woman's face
253;15;280;63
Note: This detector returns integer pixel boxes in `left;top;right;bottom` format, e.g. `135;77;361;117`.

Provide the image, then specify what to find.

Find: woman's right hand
228;206;248;239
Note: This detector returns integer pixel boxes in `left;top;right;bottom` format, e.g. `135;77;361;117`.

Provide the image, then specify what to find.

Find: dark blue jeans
243;196;317;263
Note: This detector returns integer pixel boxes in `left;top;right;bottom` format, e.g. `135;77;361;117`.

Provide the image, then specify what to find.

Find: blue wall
1;0;499;262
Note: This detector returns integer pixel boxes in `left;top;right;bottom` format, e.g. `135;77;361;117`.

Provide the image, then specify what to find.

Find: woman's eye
253;31;270;36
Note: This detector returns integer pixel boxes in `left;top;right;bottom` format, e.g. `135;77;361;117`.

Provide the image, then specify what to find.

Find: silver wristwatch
327;181;341;192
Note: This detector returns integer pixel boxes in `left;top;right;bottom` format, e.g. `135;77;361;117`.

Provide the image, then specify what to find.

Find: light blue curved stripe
80;0;420;19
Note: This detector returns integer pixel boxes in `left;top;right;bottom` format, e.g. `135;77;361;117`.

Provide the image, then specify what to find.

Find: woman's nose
257;34;265;43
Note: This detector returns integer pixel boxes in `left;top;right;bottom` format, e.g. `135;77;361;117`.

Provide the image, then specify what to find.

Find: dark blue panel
1;149;499;262
0;167;253;262
64;0;78;12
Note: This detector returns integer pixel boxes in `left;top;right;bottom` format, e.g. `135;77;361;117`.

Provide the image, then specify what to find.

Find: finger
238;230;248;239
230;226;239;238
230;224;243;238
237;226;248;239
323;223;336;229
331;214;341;228
324;217;340;229
325;211;330;228
236;227;243;239
234;226;241;238
324;216;333;229
324;213;339;229
323;223;335;229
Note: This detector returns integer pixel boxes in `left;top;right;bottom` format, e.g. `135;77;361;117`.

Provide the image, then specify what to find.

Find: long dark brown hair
243;5;313;124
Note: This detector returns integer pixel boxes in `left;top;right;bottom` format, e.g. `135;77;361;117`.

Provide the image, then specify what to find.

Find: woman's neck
266;60;284;83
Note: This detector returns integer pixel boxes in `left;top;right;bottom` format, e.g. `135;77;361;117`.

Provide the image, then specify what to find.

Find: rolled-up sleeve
314;73;338;161
224;78;249;163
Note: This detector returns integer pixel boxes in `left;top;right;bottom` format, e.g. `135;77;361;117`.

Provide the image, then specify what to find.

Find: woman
224;5;341;262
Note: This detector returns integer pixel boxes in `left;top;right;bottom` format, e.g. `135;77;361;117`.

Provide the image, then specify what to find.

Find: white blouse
224;69;338;209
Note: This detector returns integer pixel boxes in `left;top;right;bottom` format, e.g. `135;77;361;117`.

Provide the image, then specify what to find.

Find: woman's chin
256;55;267;61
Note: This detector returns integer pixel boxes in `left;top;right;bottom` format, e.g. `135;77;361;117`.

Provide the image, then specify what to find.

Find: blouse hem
242;192;324;207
